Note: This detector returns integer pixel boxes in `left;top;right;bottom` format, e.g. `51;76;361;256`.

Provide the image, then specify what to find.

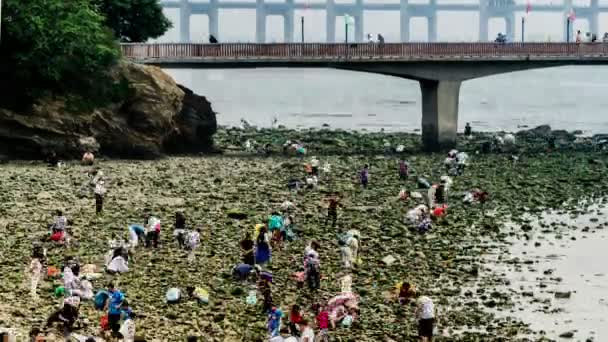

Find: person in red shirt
287;304;303;336
313;303;329;342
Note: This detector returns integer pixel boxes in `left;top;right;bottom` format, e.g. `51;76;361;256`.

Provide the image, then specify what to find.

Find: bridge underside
148;60;596;151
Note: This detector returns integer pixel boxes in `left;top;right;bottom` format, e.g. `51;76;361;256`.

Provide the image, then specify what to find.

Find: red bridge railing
121;42;608;60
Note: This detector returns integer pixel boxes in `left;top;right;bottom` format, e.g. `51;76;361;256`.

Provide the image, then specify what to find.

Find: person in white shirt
94;178;106;214
186;228;201;262
299;319;315;342
416;296;436;342
144;214;161;248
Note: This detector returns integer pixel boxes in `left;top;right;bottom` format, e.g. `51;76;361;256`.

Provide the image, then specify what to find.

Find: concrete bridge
122;42;608;150
164;0;606;44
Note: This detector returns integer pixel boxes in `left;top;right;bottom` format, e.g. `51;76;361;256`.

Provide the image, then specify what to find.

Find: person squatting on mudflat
49;210;68;244
45;296;80;338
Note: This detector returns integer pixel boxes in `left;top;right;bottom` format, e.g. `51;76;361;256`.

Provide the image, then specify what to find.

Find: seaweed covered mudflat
1;127;608;341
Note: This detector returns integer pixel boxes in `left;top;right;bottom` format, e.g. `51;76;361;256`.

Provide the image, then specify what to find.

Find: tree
0;0;120;107
95;0;172;42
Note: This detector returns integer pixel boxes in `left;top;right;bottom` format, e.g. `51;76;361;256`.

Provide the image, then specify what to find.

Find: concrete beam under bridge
333;60;572;150
132;56;605;151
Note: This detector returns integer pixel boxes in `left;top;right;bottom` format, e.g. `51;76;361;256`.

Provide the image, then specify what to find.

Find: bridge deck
122;43;608;63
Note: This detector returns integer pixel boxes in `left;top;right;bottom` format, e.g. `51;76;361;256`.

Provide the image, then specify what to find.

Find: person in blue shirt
106;283;125;337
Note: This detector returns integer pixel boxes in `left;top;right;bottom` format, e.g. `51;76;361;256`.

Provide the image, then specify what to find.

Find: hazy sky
153;0;608;42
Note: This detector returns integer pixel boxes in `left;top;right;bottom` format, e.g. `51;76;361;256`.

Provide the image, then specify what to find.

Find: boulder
164;85;217;154
0;61;216;159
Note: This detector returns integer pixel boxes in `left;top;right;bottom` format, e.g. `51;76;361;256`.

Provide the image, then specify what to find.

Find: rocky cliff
0;61;216;159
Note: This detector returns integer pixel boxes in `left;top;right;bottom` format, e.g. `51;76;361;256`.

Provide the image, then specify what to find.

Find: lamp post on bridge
301;16;304;43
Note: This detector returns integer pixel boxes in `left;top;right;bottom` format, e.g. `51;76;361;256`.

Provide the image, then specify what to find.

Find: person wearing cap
415;296;436;342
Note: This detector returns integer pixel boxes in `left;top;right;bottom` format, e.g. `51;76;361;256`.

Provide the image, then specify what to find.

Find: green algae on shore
0;130;607;341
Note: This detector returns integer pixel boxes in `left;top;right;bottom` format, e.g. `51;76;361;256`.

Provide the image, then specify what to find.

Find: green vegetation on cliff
0;0;170;109
95;0;172;42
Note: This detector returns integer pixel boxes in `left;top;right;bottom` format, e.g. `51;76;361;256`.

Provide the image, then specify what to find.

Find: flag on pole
526;0;531;15
568;8;576;22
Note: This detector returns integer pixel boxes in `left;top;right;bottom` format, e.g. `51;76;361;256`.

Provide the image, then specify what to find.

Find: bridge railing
121;42;608;60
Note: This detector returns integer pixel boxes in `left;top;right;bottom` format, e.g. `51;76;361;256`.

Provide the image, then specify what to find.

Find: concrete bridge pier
419;80;461;151
354;0;364;42
590;0;599;35
354;14;364;42
428;15;438;42
505;13;515;42
284;10;295;42
479;3;489;42
179;0;191;42
209;0;219;41
400;0;410;42
326;0;336;42
256;0;267;43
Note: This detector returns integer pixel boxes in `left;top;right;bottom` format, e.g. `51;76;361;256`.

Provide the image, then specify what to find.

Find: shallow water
482;204;608;341
166;66;608;134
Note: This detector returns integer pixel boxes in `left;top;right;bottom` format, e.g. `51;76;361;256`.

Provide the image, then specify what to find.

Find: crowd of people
25;143;497;341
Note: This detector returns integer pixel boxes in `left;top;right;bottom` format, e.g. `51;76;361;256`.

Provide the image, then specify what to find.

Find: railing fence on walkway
121;42;608;60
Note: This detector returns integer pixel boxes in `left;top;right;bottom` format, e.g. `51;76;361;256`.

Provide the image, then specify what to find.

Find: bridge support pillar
326;0;336;42
420;80;461;151
428;15;437;42
400;0;409;42
179;0;191;43
284;10;295;42
590;0;599;35
505;13;515;43
479;2;488;42
355;14;364;42
209;0;219;41
257;0;267;43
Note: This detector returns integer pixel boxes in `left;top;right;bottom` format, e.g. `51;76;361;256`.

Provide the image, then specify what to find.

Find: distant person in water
209;35;218;44
464;122;472;138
